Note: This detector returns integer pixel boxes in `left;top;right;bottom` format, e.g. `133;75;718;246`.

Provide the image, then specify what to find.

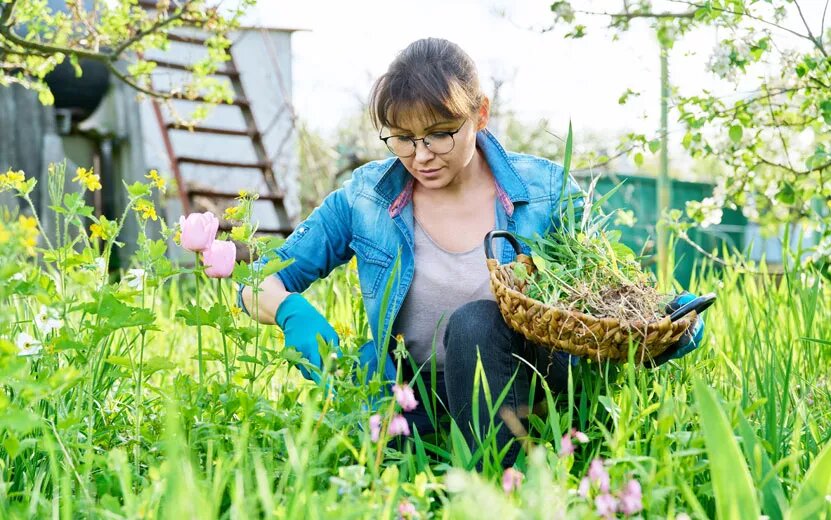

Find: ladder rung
165;94;249;107
177;156;268;169
151;59;239;78
219;224;294;235
167;33;209;46
188;189;282;202
167;122;253;137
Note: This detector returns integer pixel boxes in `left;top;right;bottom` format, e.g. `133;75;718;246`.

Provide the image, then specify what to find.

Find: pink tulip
501;467;524;493
388;414;410;437
179;211;218;252
393;383;419;412
202;240;236;278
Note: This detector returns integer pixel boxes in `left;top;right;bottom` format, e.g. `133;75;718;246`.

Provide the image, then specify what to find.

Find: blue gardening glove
649;292;705;367
275;293;340;383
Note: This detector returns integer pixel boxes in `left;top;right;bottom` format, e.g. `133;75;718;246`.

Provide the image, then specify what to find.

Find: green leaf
729;125;743;144
237;355;263;365
633;152;644;168
105;356;132;368
648;139;661;153
262;257;294;278
789;441;831;519
736;411;786;520
694;379;760;520
143;357;176;374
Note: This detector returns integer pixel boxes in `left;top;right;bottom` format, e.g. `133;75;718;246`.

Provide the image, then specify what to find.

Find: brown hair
368;38;484;131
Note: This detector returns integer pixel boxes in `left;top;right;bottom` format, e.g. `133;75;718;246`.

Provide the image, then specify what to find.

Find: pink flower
393;383;419;412
179;211;218;252
676;514;691;520
619;479;643;516
501;467;524;493
573;429;589;443
369;414;382;442
578;477;591;498
595;493;618;518
397;500;416;519
560;433;575;456
588;458;610;493
201;239;236;278
388;414;410;437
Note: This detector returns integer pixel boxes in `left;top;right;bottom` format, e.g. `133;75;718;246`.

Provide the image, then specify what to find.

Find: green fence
575;173;747;288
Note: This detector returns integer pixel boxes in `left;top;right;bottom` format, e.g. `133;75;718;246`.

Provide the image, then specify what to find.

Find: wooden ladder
139;1;294;235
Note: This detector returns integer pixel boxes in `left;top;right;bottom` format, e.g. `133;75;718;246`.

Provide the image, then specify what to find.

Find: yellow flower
144;169;166;192
0;169;27;192
173;229;182;245
134;199;158;221
238;189;249;198
18;215;39;254
18;215;37;232
73;167;102;192
230;305;242;318
224;205;243;221
395;333;405;344
0;223;10;244
90;215;115;241
333;321;354;340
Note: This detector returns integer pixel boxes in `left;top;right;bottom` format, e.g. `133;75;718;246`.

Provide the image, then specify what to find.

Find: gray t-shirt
392;217;496;372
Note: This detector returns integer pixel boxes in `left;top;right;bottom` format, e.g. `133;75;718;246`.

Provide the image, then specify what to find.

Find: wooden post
657;39;672;287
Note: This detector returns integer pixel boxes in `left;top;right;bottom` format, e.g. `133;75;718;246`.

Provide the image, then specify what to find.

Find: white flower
95;257;106;274
16;332;43;357
34;305;63;336
124;268;146;291
11;272;26;281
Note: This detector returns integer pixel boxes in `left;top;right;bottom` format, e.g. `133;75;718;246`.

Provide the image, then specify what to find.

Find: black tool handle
669;292;717;322
484;230;523;261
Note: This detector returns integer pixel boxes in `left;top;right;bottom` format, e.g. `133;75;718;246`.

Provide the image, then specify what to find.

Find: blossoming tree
548;0;831;259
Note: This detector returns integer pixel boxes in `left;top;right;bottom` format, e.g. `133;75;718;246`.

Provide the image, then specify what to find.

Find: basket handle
668;293;717;322
484;230;524;262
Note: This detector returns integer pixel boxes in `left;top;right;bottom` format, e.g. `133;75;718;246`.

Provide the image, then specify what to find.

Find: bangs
371;75;477;131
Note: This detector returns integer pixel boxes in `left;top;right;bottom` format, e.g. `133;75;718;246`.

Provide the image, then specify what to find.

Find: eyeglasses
379;119;468;158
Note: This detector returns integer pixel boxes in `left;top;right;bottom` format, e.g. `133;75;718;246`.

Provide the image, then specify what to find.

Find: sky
242;0;818;166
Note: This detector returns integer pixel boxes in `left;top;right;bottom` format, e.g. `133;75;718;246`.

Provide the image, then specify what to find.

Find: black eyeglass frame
378;119;468;158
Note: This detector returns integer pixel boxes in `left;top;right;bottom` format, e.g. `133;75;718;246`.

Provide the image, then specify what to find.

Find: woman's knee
444;300;504;349
444;299;512;375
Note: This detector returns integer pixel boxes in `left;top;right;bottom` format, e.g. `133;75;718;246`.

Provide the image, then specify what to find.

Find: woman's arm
240;276;291;325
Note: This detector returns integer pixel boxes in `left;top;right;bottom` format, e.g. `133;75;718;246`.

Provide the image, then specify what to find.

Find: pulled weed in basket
515;125;671;324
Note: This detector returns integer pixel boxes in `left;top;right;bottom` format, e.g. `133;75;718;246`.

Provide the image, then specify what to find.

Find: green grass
1;164;831;518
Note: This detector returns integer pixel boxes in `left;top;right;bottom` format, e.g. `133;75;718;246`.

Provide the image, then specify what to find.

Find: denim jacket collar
374;128;530;218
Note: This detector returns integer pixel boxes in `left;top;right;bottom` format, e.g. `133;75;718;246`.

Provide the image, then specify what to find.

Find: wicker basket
484;231;697;364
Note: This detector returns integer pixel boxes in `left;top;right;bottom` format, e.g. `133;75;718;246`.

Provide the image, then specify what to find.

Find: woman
239;38;703;468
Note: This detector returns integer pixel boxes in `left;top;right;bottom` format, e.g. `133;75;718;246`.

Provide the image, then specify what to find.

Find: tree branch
110;1;194;58
106;61;176;100
670;0;823;51
793;0;828;57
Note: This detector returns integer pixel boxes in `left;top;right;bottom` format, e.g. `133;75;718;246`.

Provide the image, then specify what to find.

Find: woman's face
385;100;489;191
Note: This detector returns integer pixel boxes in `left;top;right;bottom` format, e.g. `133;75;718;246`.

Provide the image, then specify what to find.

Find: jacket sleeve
261;174;358;294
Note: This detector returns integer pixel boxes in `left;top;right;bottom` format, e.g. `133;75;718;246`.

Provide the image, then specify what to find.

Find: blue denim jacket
248;129;583;381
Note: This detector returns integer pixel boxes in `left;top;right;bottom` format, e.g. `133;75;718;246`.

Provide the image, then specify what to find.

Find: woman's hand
649;292;706;367
238;276;291;325
274;293;339;382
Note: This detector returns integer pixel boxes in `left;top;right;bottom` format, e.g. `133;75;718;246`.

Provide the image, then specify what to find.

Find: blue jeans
403;299;573;468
